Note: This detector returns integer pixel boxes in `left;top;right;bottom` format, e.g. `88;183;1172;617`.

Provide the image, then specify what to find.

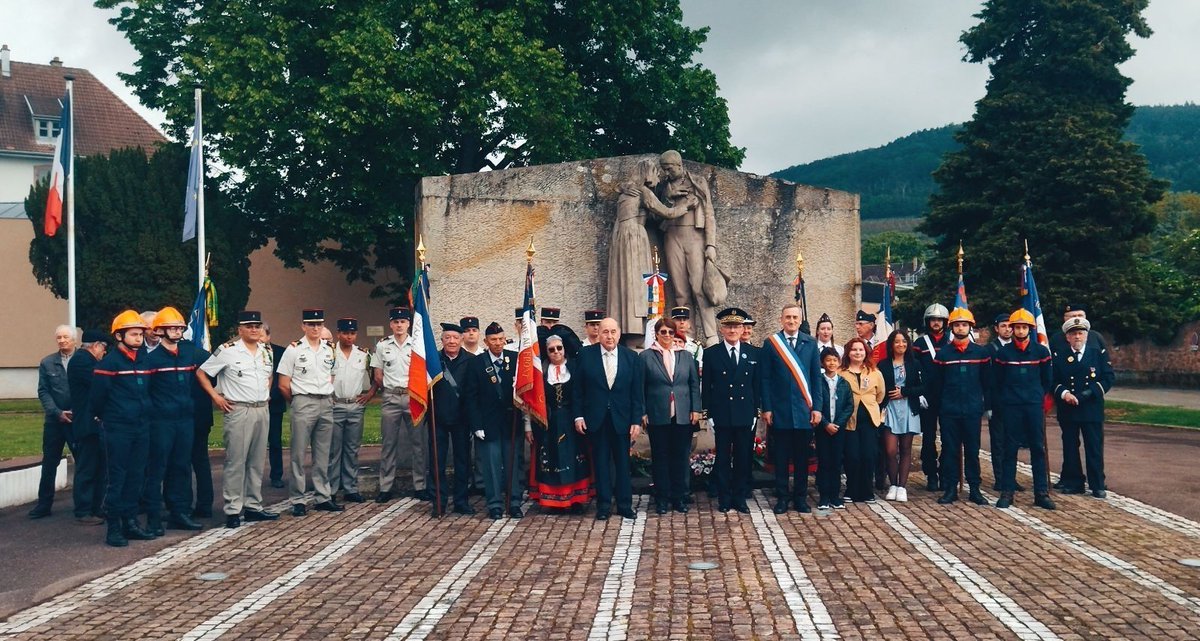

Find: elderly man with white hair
28;325;79;519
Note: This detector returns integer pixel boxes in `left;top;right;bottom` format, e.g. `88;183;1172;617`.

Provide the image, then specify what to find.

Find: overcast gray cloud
4;0;1199;176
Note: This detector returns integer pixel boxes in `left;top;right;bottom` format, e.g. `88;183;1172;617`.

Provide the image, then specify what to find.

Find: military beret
459;316;480;329
670;306;691;320
1064;302;1088;315
717;307;748;325
389;307;413;321
584;310;605;323
302;308;325;322
1062;317;1091;333
541;307;561;320
855;310;875;323
238;310;263;325
336;318;358;332
485;322;505;336
81;328;109;344
440;322;463;334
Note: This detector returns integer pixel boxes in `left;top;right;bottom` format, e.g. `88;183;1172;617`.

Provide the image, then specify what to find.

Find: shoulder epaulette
222;340;236;348
290;339;303;347
355;345;368;354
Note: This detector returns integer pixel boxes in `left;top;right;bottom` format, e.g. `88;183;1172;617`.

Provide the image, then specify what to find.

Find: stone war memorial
418;151;861;340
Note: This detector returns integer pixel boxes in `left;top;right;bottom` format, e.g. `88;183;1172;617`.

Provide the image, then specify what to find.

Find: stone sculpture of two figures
607;150;728;346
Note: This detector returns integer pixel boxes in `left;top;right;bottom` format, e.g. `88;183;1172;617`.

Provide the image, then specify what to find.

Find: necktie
730;346;736;362
495;358;503;371
788;336;796;350
1074;351;1081;361
604;351;616;388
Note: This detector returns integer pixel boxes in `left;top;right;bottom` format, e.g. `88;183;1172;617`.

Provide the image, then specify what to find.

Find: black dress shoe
773;501;789;515
314;501;345;512
733;502;750;514
146;517;166;538
595;510;611;521
375;491;394;503
1060;487;1086;495
656;503;669;515
453;504;477;515
967;488;989;506
673;502;689;514
106;519;129;546
27;505;52;519
270;479;286;489
225;515;241;529
717;503;731;513
123;518;156;540
244;509;279;522
1091;489;1107;499
618;508;636;520
168;513;205;530
489;508;504;520
292;504;307;517
937;492;958;505
1034;494;1057;510
795;502;812;514
509;507;523;518
342;492;365;503
995;492;1014;509
1052;479;1065;490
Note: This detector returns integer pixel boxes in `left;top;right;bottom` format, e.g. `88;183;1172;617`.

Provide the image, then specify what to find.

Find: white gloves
918;396;929;410
474;430;485;441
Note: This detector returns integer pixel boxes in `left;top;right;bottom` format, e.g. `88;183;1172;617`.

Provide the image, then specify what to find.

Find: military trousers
380;389;426;493
289;394;334;504
222;404;268;516
329;401;366;495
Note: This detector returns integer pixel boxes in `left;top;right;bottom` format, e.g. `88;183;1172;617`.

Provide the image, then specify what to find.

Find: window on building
34;164;51;183
35;118;62;144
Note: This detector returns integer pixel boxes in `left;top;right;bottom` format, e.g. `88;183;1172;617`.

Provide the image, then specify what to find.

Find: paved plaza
2;437;1200;641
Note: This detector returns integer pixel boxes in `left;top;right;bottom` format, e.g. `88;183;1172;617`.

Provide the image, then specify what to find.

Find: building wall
0;155;47;201
1108;320;1200;388
0;217;66;397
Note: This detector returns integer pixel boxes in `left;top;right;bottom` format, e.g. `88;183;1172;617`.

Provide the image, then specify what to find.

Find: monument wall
417;154;860;341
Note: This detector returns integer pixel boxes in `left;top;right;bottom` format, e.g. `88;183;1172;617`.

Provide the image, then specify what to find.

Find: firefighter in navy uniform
993;309;1055;510
1053;317;1115;498
91;310;156;547
143;307;208;533
912;303;950;491
929;307;992;506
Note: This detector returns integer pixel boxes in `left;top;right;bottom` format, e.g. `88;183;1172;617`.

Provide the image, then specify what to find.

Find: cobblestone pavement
3;447;1200;641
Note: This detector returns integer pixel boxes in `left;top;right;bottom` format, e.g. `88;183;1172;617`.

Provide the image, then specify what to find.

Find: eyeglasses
656;329;673;335
547;346;564;353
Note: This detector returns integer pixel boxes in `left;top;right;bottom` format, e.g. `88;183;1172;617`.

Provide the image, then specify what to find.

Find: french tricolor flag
44;93;72;237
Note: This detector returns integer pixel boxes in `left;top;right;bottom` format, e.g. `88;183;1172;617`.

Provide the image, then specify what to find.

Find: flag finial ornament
526;236;536;263
417;235;426;264
957;241;964;275
1024;238;1031;265
796;251;804;276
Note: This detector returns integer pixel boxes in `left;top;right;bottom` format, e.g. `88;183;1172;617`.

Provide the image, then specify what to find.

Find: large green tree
97;0;744;301
912;0;1167;343
27;145;253;337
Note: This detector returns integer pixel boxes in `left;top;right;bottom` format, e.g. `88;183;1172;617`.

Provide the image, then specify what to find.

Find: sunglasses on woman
547;346;564;353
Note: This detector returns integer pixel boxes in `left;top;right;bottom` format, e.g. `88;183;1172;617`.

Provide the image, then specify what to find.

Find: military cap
1062;317;1091;333
993;313;1011;326
81;328;109;344
485;321;505;336
717;307;749;325
336;318;358;332
855;310;875;323
515;308;526;320
670;306;691;320
541;307;561;320
302;308;325;322
389;307;413;321
460;316;480;330
238;310;263;325
1064;302;1088;315
817;312;833;325
440;322;463;334
584;310;605;323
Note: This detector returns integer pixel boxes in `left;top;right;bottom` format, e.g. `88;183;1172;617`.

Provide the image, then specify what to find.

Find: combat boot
123;517;156;541
1033;494;1057;510
145;513;166;537
106;518;128;547
995;492;1014;509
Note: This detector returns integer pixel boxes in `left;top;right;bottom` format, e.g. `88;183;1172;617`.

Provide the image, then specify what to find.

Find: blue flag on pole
182;105;202;242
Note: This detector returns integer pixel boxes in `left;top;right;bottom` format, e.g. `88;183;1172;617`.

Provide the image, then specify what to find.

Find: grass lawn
1104;400;1200;429
0;400;385;461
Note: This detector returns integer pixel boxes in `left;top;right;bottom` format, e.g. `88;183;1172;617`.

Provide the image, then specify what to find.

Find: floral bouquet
753;436;768;470
689;449;716;482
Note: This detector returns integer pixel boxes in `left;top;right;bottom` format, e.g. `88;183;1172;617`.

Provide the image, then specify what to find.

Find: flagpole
956;240;965;493
195;84;206;290
64;75;76;328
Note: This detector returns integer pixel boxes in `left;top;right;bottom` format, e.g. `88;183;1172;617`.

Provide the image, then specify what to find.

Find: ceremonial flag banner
182;101;202;242
1021;261;1049;346
953;272;969;311
642;267;668;348
515;263;548;426
878;268;896;338
408;268;443;424
43;92;72;237
184;276;218;351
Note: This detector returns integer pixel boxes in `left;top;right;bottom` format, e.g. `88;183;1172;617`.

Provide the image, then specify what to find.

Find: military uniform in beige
374;334;427;494
200;339;272;516
330;340;371;496
277;336;336;506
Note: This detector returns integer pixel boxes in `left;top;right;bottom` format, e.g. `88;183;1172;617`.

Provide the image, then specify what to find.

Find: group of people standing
29;295;1114;545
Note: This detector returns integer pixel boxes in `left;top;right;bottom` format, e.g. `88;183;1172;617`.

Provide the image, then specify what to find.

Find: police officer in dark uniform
91;310;157;547
929;307;992;506
701;308;763;513
912;303;950;491
143;307;208;533
431;322;475;516
993;309;1054;510
1053;316;1115;498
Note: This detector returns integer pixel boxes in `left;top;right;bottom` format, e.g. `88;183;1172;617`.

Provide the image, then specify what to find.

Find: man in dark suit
574;317;644;520
463;322;521;519
1053;317;1115;498
702;308;763;514
761;304;825;514
432;322;475;516
68;329;109;525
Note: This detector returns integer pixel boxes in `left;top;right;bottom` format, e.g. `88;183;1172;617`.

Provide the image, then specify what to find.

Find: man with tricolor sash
760;303;826;514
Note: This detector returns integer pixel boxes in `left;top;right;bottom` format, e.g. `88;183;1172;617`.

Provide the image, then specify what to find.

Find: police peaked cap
1064;302;1088;315
336;318;358;332
540;307;561;320
389;307;413;321
485;322;505;336
670;306;691;320
717;307;749;325
1062;317;1091;333
993;313;1010;326
459;316;480;329
584;310;605;322
515;308;526;320
238;310;263;324
302;308;325;322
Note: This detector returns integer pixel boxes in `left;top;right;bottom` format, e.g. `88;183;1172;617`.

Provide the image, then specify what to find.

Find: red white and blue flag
44;92;72;237
953;272;969;311
515;262;547;426
642;266;668;348
878;265;896;338
408;265;443;424
1020;261;1048;346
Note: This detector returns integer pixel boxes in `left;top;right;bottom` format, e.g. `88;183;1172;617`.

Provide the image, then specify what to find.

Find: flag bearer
993;309;1055;510
929;308;992;506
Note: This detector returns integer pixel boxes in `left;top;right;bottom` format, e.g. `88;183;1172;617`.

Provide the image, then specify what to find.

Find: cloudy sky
5;0;1199;175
